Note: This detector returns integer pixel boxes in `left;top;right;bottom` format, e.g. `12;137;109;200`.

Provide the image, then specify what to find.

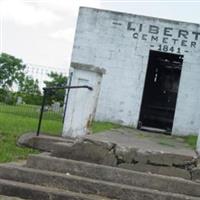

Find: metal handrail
36;85;93;136
43;85;93;91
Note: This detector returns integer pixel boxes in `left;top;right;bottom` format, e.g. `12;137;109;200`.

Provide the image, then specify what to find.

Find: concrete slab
18;132;75;152
85;128;196;157
17;129;197;179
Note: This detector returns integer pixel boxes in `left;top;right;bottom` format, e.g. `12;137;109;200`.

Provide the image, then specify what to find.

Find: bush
0;89;17;105
17;92;43;105
0;89;7;102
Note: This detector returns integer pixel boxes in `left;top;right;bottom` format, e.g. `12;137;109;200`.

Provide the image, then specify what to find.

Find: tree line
0;53;68;106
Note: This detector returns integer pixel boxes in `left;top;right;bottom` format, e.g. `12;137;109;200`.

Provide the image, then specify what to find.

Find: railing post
62;72;73;123
36;88;47;136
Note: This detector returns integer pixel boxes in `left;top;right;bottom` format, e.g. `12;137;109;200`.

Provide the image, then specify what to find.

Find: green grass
90;121;121;133
183;135;197;149
0;104;63;163
0;103;62;121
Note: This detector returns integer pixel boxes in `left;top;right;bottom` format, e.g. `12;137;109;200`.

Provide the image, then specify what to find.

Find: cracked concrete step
117;162;191;179
27;154;200;198
51;137;195;167
18;133;75;152
0;164;199;200
0;179;112;200
49;137;195;179
17;133;195;179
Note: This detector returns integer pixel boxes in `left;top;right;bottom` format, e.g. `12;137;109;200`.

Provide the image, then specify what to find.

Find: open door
138;50;183;133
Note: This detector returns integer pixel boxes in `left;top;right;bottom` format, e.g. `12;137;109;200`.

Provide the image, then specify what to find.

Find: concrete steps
49;137;196;179
18;133;196;179
0;178;111;200
2;132;197;199
0;163;199;200
26;154;200;197
18;133;75;152
0;154;200;200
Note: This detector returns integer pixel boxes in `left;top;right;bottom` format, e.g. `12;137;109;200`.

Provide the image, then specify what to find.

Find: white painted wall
70;7;200;135
62;65;103;137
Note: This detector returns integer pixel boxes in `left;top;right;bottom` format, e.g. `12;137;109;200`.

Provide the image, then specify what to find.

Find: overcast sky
1;0;200;73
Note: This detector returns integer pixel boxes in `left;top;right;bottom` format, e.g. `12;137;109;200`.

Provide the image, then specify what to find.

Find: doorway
138;50;183;133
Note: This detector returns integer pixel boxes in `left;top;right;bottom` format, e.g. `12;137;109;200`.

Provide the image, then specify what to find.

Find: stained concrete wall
70;7;200;135
62;63;104;137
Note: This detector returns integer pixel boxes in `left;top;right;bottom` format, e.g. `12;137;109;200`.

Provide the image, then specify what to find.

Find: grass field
0;103;64;163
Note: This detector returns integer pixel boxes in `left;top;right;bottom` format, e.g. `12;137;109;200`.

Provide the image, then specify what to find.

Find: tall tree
44;72;68;88
0;53;25;90
18;77;42;105
19;76;41;96
44;72;68;105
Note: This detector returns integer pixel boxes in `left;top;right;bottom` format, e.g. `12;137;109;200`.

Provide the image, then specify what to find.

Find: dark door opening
138;50;183;133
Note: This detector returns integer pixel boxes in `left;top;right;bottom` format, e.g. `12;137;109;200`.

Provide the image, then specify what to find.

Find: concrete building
63;7;200;137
